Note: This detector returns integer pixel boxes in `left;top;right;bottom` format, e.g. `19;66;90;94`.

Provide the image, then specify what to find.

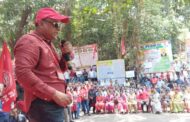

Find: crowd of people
2;59;190;122
54;65;190;122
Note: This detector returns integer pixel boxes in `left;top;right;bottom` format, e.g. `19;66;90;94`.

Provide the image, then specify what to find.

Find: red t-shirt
151;77;158;84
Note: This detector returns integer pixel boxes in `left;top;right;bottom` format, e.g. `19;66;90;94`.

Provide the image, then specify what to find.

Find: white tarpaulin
71;44;98;68
97;59;125;85
125;70;135;78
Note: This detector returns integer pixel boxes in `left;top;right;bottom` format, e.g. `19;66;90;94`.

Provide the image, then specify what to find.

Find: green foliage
0;0;190;69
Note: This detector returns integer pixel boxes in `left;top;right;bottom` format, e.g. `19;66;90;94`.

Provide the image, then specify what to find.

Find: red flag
0;42;17;112
121;36;126;56
93;44;97;59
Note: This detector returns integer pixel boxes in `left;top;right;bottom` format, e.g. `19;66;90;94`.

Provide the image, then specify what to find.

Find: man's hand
52;90;72;107
0;83;4;97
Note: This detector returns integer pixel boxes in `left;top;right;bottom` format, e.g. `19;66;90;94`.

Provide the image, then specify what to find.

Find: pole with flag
120;36;126;56
93;44;97;59
0;42;17;112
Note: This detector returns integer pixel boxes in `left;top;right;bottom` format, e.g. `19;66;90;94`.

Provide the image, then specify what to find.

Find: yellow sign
97;60;113;66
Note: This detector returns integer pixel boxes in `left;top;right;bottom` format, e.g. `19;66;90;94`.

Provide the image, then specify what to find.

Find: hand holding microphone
60;40;73;54
60;40;74;70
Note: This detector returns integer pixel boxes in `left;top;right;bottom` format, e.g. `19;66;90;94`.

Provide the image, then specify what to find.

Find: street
76;113;190;122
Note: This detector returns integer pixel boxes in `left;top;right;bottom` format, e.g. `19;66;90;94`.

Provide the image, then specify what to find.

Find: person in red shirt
105;91;115;113
138;89;150;113
81;85;90;115
14;7;72;122
95;91;105;113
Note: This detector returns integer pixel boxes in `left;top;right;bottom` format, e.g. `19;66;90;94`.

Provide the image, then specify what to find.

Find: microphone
63;53;72;70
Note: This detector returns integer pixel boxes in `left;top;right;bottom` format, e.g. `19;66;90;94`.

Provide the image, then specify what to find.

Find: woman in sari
171;88;184;113
128;91;138;113
105;91;115;113
95;91;105;113
150;89;162;114
118;92;128;113
161;90;170;112
184;87;190;112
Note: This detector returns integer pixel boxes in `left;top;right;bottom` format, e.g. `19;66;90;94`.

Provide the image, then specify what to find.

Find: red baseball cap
35;7;70;25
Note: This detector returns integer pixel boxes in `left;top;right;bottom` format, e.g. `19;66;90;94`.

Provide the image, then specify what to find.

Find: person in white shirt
64;70;70;84
76;69;84;82
88;69;96;82
17;111;27;122
174;60;181;79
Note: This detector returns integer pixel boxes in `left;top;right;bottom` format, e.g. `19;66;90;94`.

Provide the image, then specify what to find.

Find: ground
75;113;190;122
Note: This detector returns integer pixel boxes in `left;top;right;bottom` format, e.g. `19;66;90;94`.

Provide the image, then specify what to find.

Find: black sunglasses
43;20;59;29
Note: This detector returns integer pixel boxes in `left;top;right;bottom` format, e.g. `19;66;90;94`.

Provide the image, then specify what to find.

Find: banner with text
97;59;125;85
72;44;98;68
186;39;190;62
141;40;173;73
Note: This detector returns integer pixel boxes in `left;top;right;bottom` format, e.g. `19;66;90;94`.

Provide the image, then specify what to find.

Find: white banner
97;59;125;85
71;44;98;68
125;70;135;78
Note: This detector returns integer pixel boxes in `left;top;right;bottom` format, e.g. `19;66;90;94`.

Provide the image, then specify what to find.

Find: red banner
0;42;17;112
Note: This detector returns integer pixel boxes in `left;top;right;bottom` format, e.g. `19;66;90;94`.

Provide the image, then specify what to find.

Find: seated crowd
64;72;190;121
2;71;190;122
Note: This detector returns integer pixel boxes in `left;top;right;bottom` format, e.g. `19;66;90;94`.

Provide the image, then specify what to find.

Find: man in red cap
14;7;73;122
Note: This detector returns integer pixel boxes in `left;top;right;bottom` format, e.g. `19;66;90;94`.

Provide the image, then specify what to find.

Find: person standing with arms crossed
14;7;73;122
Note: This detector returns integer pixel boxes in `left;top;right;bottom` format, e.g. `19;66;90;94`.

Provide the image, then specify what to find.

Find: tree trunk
134;0;143;80
15;6;32;42
63;0;73;42
121;18;128;59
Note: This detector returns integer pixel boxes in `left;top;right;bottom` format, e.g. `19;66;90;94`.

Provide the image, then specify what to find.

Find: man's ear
37;21;45;28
